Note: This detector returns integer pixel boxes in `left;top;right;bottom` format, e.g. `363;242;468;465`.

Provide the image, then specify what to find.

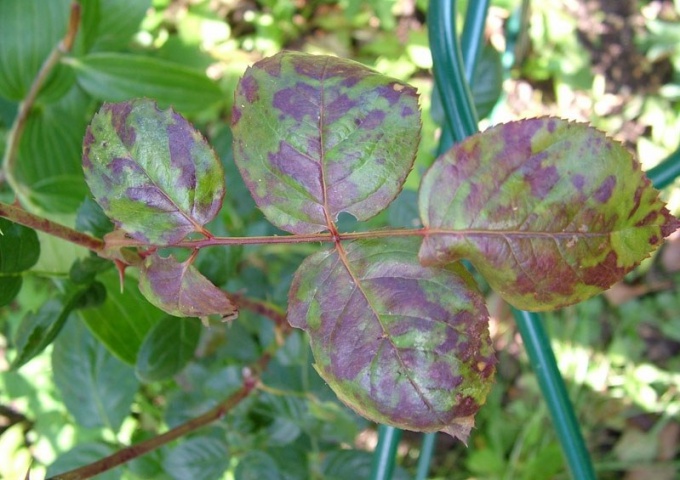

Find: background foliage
1;0;679;479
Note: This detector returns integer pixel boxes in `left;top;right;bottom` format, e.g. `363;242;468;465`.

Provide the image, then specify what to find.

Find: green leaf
69;254;112;284
79;0;151;53
288;237;495;442
138;252;237;321
135;316;201;382
322;450;410;480
83;99;226;244
47;442;121;480
0;217;40;306
79;270;163;365
431;44;502;124
16;85;91;213
471;44;503;119
232;51;421;234
0;0;72;101
75;196;114;238
419;118;680;311
67;53;222;114
163;437;230;480
11;282;106;369
52;319;138;431
234;451;283;480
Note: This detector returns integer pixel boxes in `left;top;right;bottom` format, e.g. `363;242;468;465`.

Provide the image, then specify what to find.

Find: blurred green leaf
47;442;121;480
79;0;151;53
67;53;222;114
136;316;201;382
163;437;229;480
0;0;71;101
11;281;106;369
79;270;163;365
69;254;112;284
0;217;40;306
322;450;410;480
52;319;139;431
234;451;283;480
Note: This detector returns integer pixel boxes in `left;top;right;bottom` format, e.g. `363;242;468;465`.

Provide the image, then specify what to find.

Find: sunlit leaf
232;51;420;234
83;99;225;244
11;281;106;369
288;238;495;442
419;118;680;310
68;53;222;114
17;86;91;213
79;0;151;53
138;252;237;321
0;0;71;101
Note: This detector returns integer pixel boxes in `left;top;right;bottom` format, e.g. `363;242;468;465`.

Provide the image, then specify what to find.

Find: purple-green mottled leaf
288;237;495;442
419;117;680;311
138;252;237;322
83;99;225;245
232;51;420;234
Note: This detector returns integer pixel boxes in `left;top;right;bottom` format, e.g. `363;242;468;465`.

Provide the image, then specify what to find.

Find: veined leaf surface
83;99;225;244
232;51;420;234
288;238;495;441
419;118;679;311
138;252;237;322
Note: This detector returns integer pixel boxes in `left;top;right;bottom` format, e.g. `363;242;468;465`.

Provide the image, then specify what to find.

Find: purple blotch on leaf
166;119;198;189
268;141;323;201
593;175;616;203
273;83;319;122
104;102;136;149
359;109;386;130
325;93;358;125
240;75;259;103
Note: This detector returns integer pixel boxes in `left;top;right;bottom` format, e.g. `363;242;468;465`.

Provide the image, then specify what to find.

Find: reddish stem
48;372;259;480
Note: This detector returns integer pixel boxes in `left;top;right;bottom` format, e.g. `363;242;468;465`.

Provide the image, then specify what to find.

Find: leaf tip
439;415;475;445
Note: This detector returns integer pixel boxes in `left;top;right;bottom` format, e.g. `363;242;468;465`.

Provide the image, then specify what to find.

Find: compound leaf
419;118;680;311
138;252;237;322
232;51;420;234
83;99;225;244
288;237;495;442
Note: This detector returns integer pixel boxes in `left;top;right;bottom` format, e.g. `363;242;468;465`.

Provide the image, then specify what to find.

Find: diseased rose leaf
419;117;680;311
232;51;420;234
288;237;495;442
138;252;237;322
83;99;225;245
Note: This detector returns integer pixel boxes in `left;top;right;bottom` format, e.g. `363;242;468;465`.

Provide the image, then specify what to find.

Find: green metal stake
370;425;403;480
415;432;437;480
647;146;680;189
428;1;596;479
